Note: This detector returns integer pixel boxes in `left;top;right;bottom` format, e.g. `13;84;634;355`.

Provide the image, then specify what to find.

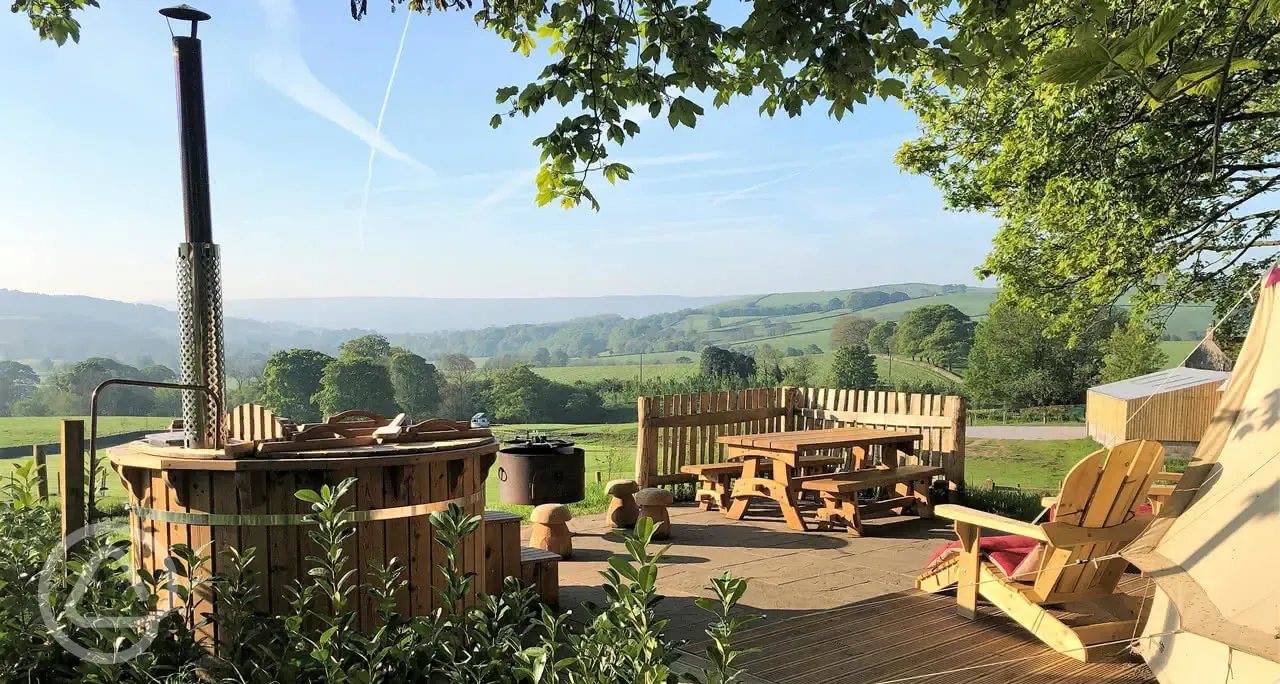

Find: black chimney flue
163;5;225;449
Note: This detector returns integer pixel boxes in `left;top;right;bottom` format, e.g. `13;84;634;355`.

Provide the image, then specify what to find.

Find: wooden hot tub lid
107;435;499;472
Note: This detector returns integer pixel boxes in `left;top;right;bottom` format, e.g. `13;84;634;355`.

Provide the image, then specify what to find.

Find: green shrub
0;462;758;683
962;484;1047;522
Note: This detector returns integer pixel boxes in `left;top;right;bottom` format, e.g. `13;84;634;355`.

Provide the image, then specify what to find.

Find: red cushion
927;534;1041;577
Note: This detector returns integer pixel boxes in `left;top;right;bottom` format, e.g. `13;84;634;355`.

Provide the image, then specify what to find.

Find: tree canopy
827;344;878;390
965;300;1117;407
0;361;40;417
315;358;400;417
262;349;334;422
1099;320;1169;384
700;345;756;379
389;350;442;416
830;315;877;349
866;320;897;354
899;0;1280;335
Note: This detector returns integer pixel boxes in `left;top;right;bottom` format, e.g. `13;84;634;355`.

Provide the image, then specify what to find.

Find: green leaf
489;114;503;129
295;489;323;504
1037;43;1112;86
1135;7;1185;66
495;86;519;103
876;78;906;100
607;555;640;582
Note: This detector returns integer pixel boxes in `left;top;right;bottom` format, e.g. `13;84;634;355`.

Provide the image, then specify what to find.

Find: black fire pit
496;436;585;505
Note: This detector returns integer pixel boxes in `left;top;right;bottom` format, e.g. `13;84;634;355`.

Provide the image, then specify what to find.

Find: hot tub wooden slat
409;463;433;617
187;471;214;647
429;460;448;612
210;470;239;649
384;464;411;617
356;466;384;630
266;472;298;621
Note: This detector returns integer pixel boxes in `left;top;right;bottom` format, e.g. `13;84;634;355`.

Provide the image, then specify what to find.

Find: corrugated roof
1089;367;1232;400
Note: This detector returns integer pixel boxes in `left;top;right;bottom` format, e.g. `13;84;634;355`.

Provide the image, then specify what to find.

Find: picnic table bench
800;464;942;535
681;456;842;512
716;427;933;535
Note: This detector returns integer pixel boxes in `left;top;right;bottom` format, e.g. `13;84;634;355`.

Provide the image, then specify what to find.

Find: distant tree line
707;289;911;319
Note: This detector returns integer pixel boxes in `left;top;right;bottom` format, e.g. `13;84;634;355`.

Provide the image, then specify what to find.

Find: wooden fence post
61;420;86;545
944;396;967;503
33;445;49;500
634;397;658;488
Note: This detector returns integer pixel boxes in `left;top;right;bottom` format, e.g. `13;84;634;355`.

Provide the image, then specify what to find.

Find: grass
534;363;699;383
1159;340;1200;368
963;438;1103;489
0;416;172;448
487;423;639;520
0;414;1131;524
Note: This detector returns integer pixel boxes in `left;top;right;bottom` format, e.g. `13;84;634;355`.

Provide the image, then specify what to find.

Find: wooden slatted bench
484;510;561;609
681;456;842;511
800;464;943;536
520;547;561;609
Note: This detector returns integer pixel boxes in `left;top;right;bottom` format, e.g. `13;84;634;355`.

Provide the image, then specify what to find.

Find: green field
534;363;699;383
713;284;991;309
577;350;697;365
1159;340;1200;368
0;416;172;448
964;438;1102;489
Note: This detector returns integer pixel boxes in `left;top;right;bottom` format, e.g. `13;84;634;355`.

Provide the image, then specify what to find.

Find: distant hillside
0;289;363;365
157;295;738;334
0;284;1217;368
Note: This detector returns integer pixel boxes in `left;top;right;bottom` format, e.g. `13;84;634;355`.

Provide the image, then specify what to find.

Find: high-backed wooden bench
681;456;843;511
800;464;942;535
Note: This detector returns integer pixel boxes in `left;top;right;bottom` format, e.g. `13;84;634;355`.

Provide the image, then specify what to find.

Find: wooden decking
557;505;1156;684
680;578;1156;684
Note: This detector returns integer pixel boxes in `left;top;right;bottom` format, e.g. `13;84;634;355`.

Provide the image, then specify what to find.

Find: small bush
0;461;759;683
962;484;1046;522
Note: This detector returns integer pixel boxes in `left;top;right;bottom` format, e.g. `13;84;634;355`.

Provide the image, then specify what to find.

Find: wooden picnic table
717;427;924;532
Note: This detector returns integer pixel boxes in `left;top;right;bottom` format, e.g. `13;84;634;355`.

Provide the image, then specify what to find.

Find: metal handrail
87;378;220;518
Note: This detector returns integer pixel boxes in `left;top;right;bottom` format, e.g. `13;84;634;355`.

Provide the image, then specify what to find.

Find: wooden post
32;445;49;500
944;395;967;503
634;397;658;489
61;420;86;544
983;479;994;490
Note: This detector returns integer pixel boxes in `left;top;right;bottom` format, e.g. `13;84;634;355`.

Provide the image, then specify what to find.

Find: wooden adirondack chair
916;440;1165;662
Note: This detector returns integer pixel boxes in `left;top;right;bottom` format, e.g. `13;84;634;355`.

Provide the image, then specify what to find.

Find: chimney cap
159;5;210;22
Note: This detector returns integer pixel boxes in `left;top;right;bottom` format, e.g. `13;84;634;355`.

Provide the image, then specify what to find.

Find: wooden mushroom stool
634;487;675;540
605;479;640;528
529;504;573;558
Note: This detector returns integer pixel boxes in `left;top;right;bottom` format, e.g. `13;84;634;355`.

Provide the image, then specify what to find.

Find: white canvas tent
1124;267;1280;683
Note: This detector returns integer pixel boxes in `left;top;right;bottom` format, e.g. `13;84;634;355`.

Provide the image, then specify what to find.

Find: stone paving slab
545;504;954;643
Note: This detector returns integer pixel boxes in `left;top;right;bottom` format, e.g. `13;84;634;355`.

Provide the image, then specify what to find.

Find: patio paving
540;502;952;642
532;503;1156;683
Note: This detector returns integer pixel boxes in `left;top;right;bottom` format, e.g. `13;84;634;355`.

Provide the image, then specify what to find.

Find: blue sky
0;1;997;302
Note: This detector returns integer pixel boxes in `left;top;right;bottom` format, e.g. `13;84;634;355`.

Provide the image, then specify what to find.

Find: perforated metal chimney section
177;242;225;448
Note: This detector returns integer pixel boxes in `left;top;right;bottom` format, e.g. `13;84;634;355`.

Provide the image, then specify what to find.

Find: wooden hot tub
106;408;498;642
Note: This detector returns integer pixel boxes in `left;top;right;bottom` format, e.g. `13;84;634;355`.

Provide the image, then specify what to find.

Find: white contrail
255;0;423;167
357;9;414;243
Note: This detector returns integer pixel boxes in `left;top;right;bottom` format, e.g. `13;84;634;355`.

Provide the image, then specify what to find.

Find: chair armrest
1040;496;1058;509
933;504;1049;542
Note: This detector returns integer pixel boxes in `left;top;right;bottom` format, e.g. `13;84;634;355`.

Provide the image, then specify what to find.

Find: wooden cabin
1086;367;1230;447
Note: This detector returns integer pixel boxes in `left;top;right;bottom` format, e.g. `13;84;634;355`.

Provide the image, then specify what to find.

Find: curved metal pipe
87;378;220;519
